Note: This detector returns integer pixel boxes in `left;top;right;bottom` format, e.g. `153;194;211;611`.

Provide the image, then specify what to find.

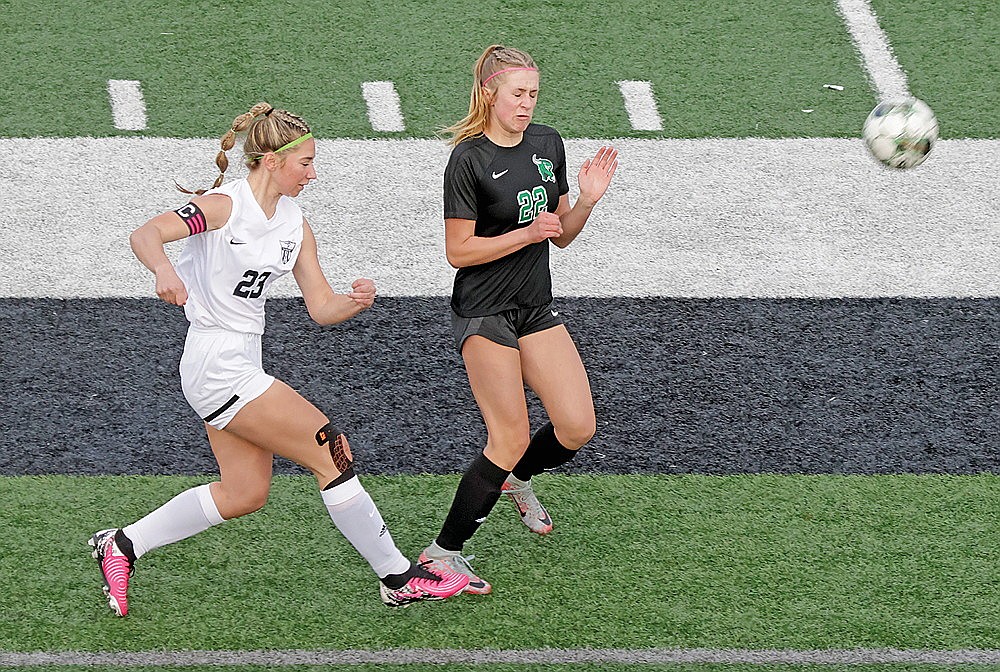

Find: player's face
275;138;317;197
488;71;539;137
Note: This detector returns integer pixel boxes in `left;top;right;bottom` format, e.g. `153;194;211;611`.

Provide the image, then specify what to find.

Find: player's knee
558;415;596;450
490;423;531;455
316;422;356;488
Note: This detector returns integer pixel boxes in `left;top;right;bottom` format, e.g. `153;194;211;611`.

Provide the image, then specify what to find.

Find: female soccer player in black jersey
419;45;618;594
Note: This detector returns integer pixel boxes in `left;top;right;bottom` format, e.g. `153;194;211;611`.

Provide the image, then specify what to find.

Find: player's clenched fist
155;266;188;306
348;277;376;309
525;212;563;243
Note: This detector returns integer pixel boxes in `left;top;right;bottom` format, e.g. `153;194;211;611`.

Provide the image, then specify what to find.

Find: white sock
322;477;409;579
122;484;224;560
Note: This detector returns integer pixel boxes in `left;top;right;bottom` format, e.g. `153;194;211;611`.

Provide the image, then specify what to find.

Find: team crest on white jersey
280;240;296;264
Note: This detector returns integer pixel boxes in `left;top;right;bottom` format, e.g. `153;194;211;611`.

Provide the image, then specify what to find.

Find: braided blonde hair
443;45;537;147
177;102;312;195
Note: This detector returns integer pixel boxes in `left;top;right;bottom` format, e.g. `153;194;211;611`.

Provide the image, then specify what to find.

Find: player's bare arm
445;216;561;268
130;193;233;306
292;219;375;325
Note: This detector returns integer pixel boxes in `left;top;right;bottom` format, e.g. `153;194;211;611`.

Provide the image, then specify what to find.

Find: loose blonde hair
178;102;312;195
443;45;537;147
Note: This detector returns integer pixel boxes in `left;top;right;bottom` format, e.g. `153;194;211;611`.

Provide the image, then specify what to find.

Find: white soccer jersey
175;178;304;334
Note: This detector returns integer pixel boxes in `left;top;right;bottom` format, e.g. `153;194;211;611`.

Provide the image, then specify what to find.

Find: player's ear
261;152;280;171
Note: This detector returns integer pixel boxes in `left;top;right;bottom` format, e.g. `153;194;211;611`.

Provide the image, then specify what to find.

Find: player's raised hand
525;211;563;243
155;265;188;306
348;277;377;309
577;146;619;207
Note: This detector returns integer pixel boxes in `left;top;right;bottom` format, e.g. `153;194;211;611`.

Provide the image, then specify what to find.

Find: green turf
2;474;998;653
870;0;1000;138
2;0;989;138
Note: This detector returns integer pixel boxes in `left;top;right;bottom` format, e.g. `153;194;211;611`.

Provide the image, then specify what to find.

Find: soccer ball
862;98;938;169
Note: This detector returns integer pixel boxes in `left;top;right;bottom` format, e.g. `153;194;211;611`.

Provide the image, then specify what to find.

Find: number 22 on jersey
517;186;548;224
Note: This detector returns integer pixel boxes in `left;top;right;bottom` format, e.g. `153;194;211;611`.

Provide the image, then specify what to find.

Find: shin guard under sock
322;476;410;580
121;484;224;560
435;452;510;552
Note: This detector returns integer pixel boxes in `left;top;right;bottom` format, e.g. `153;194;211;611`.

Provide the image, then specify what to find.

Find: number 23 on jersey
233;270;271;299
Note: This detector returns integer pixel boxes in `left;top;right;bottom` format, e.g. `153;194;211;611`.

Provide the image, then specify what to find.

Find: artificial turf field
3;475;999;653
2;0;999;667
0;0;997;139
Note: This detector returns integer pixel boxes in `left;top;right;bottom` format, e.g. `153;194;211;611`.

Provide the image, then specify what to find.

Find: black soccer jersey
444;123;570;317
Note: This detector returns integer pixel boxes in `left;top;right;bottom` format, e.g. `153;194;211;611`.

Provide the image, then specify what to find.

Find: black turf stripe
203;394;240;423
3;297;999;476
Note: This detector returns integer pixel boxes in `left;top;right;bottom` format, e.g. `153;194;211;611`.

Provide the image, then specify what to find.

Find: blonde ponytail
177;102;311;195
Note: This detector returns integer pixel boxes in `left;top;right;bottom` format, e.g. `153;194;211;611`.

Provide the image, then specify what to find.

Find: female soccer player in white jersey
418;46;619;593
89;102;468;615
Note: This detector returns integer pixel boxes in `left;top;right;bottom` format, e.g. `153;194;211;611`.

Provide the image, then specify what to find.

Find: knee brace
317;423;356;489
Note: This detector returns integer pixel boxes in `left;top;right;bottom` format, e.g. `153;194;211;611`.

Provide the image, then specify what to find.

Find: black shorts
452;303;564;353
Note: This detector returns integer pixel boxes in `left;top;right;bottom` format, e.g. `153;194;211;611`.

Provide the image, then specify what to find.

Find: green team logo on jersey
532;154;556;183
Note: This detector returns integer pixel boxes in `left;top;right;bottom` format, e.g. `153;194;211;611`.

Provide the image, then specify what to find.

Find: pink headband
482;66;538;86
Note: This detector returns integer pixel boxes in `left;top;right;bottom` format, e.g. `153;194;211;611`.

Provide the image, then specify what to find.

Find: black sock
511;422;579;481
114;529;137;565
380;561;439;589
436;452;510;552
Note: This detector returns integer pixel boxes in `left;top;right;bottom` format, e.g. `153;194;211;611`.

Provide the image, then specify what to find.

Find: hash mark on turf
107;80;147;131
617;80;663;131
361;81;405;132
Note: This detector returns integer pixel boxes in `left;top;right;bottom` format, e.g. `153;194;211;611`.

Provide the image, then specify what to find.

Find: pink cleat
88;529;133;616
419;545;492;595
380;561;470;607
502;476;553;535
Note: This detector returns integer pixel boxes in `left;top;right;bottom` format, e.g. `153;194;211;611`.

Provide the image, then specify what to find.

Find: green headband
249;132;313;161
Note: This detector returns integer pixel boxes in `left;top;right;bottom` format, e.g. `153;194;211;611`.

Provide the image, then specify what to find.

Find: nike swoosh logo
475;516;488;523
491;170;508;179
551;310;559;317
229;239;247;245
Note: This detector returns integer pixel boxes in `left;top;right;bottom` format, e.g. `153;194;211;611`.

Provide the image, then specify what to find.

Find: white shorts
179;327;275;430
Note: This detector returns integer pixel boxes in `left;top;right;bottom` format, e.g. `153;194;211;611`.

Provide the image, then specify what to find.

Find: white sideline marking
617;80;663;131
361;81;406;132
3;647;1000;666
836;0;911;100
106;80;147;131
1;137;998;299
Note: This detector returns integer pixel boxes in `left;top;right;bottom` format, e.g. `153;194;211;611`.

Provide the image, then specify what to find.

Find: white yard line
3;647;1000;666
617;80;664;131
835;0;911;100
1;137;998;299
361;81;406;132
106;80;147;131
